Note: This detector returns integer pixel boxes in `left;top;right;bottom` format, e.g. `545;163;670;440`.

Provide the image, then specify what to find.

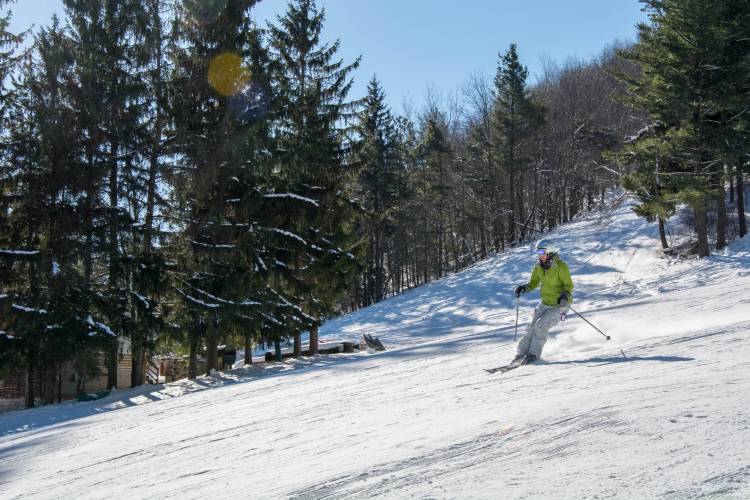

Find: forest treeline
0;0;747;407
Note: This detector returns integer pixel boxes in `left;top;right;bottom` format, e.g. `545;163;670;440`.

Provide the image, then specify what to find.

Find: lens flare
229;82;269;124
208;53;251;97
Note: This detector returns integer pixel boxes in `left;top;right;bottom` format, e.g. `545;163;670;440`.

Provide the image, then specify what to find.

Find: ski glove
514;284;527;297
558;291;570;308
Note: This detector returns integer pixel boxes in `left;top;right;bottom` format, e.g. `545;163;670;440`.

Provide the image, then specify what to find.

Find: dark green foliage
492;44;544;245
267;0;360;354
616;0;750;255
171;0;273;372
0;18;117;406
353;77;407;305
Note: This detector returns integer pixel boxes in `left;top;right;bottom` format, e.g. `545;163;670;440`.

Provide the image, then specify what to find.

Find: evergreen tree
121;0;173;387
353;76;405;304
616;123;678;249
618;0;750;256
416;111;452;279
710;0;750;240
63;0;153;387
492;44;544;245
171;0;274;374
1;19;116;407
268;0;359;356
0;0;26;119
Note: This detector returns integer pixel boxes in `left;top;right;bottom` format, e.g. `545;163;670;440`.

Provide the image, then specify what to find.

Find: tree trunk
716;181;727;250
83;146;95;287
508;171;516;245
25;355;35;409
244;334;252;365
375;225;384;302
131;342;144;387
205;323;218;375
107;140;119;390
737;168;746;238
274;338;282;362
309;324;319;355
694;205;710;257
518;170;526;241
658;217;669;249
293;331;301;357
42;364;55;406
188;333;198;380
57;362;62;404
144;0;163;253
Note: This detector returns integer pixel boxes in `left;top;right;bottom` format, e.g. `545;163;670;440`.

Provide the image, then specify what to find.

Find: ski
485;358;528;374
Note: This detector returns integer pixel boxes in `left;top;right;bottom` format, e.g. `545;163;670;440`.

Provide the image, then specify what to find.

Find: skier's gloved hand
558;291;570;308
514;284;527;297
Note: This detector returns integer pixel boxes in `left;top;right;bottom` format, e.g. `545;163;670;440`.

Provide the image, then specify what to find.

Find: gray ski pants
516;302;564;359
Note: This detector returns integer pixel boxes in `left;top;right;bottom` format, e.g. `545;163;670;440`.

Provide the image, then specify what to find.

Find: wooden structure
1;350;138;412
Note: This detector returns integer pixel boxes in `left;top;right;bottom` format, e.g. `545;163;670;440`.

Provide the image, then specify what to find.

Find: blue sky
9;0;648;113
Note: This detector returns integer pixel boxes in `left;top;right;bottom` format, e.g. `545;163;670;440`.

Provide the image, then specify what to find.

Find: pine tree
616;123;678;249
492;44;544;246
618;0;750;256
416;111;452;279
353;76;405;304
0;0;26;119
1;18;117;407
268;0;360;356
171;0;275;374
711;0;750;240
63;0;152;387
122;0;172;387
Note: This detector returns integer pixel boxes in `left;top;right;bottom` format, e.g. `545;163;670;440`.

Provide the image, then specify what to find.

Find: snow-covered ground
2;197;749;499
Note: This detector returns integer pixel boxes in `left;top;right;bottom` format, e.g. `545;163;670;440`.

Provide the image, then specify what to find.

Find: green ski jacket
526;256;574;307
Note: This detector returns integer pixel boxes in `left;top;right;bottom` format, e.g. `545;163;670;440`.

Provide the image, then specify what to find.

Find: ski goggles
535;249;547;255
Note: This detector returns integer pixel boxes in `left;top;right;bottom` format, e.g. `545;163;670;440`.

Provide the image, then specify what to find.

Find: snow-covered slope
2;197;749;499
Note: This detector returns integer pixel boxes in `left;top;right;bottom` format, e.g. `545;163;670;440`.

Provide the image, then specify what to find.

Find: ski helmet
535;239;559;256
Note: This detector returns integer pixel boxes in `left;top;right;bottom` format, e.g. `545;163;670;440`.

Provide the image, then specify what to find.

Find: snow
132;291;150;309
51;261;61;276
177;290;220;309
177;285;259;308
85;315;116;337
190;240;235;249
237;300;261;306
2;196;750;499
11;304;48;314
263;192;319;206
0;249;40;256
268;227;308;245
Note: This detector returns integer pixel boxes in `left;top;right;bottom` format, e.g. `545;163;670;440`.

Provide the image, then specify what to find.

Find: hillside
1;197;749;499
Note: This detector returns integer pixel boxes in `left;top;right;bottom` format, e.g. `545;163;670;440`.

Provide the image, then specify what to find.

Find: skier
513;239;573;363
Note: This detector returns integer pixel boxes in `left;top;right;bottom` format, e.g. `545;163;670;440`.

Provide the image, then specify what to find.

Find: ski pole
513;296;520;341
568;306;611;340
